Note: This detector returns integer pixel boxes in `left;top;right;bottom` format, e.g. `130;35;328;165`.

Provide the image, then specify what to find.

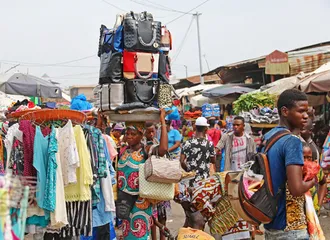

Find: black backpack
226;130;290;225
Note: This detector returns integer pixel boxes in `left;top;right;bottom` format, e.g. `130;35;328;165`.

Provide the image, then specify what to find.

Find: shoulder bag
123;51;159;80
158;83;173;108
125;79;159;105
144;150;182;184
99;51;123;84
123;11;161;53
139;163;175;201
160;26;172;52
116;190;138;220
99;83;124;111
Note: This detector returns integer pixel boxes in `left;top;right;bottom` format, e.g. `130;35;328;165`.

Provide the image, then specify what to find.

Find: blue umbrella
202;85;255;98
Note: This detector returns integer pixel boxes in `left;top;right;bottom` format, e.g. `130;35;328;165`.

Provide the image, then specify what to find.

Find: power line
51;72;99;78
49;55;95;65
130;0;193;15
166;0;211;25
172;16;195;63
1;61;98;68
101;0;126;12
1;55;98;68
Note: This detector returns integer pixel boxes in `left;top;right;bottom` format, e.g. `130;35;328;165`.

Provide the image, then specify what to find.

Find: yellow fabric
310;168;325;212
0;189;8;232
285;183;307;231
305;191;325;240
111;134;119;146
64;126;93;201
177;228;215;240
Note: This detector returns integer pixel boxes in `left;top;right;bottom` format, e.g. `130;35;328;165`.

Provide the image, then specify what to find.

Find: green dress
118;148;152;240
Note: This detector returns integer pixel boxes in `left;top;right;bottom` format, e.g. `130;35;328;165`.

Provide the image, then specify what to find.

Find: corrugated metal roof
204;41;330;77
179;74;221;84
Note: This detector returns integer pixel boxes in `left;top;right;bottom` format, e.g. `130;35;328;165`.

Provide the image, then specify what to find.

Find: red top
207;128;221;147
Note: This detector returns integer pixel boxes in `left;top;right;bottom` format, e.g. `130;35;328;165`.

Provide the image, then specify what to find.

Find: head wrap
113;123;125;131
126;121;145;134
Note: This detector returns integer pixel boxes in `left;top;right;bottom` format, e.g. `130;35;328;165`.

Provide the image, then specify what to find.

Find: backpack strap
263;129;291;199
264;130;291;154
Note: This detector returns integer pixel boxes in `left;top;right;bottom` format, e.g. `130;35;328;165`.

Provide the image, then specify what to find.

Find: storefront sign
265;50;290;75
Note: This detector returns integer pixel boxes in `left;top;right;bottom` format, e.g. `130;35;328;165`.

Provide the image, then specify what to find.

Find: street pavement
167;201;330;239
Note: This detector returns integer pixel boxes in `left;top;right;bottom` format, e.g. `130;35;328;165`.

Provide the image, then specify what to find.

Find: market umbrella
0;73;62;98
190;94;218;107
298;70;330;93
202;85;255;98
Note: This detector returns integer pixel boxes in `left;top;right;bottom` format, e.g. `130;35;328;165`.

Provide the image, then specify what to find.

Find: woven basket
20;109;86;124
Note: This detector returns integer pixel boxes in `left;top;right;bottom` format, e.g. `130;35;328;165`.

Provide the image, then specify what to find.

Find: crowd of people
105;89;329;240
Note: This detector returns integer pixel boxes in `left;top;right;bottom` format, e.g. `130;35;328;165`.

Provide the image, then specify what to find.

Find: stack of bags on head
202;103;220;118
94;11;174;113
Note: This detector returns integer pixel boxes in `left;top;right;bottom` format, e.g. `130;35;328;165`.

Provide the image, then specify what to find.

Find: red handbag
123;51;159;80
160;26;172;52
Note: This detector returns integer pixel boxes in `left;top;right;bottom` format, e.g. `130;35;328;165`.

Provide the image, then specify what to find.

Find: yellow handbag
139;164;174;201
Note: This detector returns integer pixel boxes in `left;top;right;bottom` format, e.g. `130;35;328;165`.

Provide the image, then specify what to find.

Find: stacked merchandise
183;110;202;120
7;99;41;115
241;107;280;124
95;11;173;113
233;92;279;124
202;103;220;118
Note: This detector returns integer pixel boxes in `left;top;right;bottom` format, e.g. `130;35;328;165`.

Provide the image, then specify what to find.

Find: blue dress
44;126;58;212
33;126;50;210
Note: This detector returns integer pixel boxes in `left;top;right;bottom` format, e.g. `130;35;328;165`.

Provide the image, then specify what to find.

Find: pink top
19;120;51;177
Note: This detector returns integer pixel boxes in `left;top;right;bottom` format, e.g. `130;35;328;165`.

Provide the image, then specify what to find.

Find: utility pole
183;65;188;78
194;12;204;85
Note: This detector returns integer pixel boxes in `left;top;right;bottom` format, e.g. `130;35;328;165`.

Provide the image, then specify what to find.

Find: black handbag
99;52;123;84
158;52;171;83
98;25;114;57
116;190;138;220
125;79;159;105
123;12;161;53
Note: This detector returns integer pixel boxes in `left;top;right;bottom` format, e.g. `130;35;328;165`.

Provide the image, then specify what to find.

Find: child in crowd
303;143;327;214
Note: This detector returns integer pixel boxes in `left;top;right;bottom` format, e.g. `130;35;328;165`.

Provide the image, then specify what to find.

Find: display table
104;110;160;122
250;123;278;128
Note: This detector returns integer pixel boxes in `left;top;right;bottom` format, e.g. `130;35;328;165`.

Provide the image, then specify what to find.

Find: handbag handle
137;22;158;47
134;54;154;79
154;146;172;160
133;80;158;104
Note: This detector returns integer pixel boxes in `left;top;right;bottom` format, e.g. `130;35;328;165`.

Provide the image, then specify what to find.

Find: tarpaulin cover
0;73;62;98
202;85;254;98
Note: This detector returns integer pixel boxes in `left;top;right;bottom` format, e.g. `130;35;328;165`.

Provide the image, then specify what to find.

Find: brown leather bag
225;130;290;225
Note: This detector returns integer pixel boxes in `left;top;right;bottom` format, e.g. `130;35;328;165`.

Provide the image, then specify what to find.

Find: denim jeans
265;229;309;240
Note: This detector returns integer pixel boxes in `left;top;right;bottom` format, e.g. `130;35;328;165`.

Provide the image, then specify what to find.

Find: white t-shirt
231;135;247;171
58;120;80;185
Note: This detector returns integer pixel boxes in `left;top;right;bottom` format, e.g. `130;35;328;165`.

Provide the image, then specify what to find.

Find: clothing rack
0;174;30;240
19;109;87;125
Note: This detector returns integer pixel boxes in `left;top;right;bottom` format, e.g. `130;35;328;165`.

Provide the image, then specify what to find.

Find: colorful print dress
117;148;152;240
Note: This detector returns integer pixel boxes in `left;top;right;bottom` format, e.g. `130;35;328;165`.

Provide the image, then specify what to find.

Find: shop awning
176;84;222;98
190;94;217;107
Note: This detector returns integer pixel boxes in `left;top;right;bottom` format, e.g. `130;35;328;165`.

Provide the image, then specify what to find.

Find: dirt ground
166;201;330;239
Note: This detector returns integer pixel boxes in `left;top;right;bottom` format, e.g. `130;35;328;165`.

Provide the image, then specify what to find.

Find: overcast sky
1;0;330;88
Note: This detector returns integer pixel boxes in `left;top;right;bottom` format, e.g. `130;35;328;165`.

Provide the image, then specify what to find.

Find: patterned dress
117;148;152;240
